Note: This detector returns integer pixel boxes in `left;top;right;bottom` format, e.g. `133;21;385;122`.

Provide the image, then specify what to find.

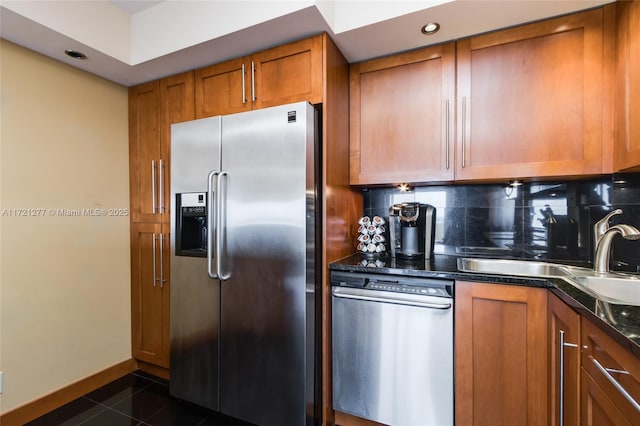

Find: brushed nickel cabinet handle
152;232;157;288
159;159;164;214
251;61;256;101
445;99;450;170
159;233;165;288
151;160;156;214
461;96;467;168
241;63;246;104
592;357;640;413
558;330;578;426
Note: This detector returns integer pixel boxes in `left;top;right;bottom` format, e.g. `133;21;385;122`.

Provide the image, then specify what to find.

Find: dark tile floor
26;371;252;426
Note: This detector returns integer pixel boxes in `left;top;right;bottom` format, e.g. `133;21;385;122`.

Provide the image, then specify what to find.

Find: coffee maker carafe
388;202;436;259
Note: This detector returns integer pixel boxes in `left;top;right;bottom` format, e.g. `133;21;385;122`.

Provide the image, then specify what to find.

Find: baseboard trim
0;358;137;426
137;360;169;380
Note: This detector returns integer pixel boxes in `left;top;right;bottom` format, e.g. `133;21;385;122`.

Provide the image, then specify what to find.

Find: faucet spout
593;224;640;273
593;209;622;261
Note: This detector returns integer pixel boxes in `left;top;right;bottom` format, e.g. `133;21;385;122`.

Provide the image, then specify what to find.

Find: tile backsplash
361;173;640;273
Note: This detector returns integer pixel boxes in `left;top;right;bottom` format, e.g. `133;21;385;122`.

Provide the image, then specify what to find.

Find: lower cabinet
581;317;640;425
455;281;548;425
548;292;581;425
130;222;170;368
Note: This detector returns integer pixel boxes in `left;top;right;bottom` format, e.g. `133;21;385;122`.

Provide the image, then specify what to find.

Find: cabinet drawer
581;318;640;424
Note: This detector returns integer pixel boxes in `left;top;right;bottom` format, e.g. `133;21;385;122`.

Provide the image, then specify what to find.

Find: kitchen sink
572;275;640;305
457;258;591;279
458;258;640;306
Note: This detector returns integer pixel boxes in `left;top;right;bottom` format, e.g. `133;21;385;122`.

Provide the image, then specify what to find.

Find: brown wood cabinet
349;43;456;185
455;281;548;425
456;8;609;181
548;292;581;425
130;222;170;368
195;35;323;118
581;317;640;425
615;0;640;171
128;71;194;371
129;71;195;223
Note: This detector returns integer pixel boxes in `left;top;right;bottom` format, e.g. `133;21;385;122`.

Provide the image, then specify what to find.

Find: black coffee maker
388;202;436;259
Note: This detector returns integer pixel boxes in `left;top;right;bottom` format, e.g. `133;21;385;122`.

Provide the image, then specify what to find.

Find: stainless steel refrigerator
169;102;319;426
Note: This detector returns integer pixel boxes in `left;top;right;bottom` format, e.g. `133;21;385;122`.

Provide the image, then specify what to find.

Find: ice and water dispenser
175;192;207;257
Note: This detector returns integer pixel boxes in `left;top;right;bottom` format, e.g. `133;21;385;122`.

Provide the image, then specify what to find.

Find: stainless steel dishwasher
331;270;454;426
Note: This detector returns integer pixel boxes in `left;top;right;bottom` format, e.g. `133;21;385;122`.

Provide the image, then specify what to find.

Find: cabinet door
581;317;640;425
195;57;251;118
455;281;548;425
251;35;323;109
615;0;640;171
548;292;581;425
131;223;170;367
349;43;456;185
160;71;195;221
456;9;605;180
129;81;161;223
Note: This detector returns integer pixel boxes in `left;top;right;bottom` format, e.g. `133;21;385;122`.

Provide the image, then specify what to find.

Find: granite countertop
330;253;640;359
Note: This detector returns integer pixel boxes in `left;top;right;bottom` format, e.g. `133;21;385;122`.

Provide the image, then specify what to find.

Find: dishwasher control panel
331;271;453;298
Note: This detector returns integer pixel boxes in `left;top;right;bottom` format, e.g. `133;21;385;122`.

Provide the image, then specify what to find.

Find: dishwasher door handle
332;287;452;310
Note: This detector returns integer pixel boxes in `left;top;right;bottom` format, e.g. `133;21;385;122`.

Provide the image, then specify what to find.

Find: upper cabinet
349;43;456;185
129;71;195;223
195;35;323;118
615;0;640;171
350;8;614;185
456;8;608;181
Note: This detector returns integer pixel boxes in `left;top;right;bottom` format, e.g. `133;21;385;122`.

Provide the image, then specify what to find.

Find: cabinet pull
461;96;467;168
558;330;578;426
241;63;247;103
445;99;450;170
251;61;256;101
152;232;158;288
159;159;165;214
592;357;640;413
151;160;157;214
159;233;166;288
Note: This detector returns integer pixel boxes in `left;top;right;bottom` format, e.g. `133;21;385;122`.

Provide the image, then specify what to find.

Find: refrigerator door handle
217;171;231;281
207;170;220;279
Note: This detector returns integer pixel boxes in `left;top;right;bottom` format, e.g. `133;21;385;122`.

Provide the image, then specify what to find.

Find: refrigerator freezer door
169;116;221;411
219;102;316;426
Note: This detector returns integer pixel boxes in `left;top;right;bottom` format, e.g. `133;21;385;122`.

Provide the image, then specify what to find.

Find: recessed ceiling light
65;49;87;60
421;22;440;35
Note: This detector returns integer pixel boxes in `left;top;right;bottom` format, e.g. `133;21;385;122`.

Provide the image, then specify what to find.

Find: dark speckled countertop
330;253;640;360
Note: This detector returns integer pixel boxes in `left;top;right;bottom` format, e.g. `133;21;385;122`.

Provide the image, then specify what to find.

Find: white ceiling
110;1;164;15
0;0;615;87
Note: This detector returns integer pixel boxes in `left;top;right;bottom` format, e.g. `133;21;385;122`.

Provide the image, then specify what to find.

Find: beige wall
0;39;131;413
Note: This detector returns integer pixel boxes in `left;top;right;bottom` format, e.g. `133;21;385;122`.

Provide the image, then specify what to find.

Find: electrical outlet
0;371;3;394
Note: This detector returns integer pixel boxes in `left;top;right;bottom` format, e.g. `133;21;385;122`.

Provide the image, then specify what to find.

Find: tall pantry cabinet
129;72;195;374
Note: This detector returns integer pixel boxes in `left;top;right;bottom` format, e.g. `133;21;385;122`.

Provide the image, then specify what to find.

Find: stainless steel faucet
593;209;622;259
593;209;640;273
